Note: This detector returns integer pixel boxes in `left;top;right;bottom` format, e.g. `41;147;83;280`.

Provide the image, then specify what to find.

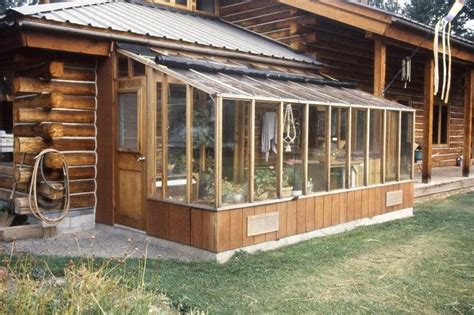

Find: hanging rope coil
28;149;71;224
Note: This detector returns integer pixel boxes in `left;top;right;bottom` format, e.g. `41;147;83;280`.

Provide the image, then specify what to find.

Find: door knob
137;156;146;162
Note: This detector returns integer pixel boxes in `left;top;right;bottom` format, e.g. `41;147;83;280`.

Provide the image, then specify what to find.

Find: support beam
422;57;434;184
463;69;473;177
373;40;386;97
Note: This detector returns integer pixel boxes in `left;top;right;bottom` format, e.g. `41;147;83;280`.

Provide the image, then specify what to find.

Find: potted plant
254;168;275;200
222;180;247;204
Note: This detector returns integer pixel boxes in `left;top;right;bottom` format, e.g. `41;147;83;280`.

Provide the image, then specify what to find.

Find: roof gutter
15;19;321;70
392;18;474;51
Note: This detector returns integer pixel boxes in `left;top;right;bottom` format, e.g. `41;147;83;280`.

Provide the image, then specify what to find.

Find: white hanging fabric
433;0;464;103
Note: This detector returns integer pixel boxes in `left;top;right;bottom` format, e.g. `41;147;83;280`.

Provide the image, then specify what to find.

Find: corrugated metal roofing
119;48;414;112
9;0;318;64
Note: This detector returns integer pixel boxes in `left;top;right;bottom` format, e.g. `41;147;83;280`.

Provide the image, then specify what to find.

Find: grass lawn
3;193;474;314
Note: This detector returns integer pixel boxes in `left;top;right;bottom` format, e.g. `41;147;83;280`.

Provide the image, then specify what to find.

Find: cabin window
132;60;145;77
221;99;250;205
175;0;187;5
369;109;383;185
350;108;367;188
385;111;399;182
117;92;139;151
330;107;348;190
433;104;449;145
400;112;413;180
197;0;216;13
166;84;188;201
254;102;279;201
192;90;215;205
282;104;304;197
308;106;327;193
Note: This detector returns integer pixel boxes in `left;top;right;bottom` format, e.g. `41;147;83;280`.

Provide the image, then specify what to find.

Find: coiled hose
28;149;70;224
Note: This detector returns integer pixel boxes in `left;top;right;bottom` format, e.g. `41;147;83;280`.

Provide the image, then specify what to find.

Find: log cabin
0;0;449;261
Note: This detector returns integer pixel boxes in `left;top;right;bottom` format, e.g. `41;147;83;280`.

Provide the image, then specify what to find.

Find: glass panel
282;104;304;197
132;60;145;76
166;84;187;201
350;108;366;188
175;0;187;5
222;100;250;205
155;83;163;198
308;106;327;193
254;102;279;201
433;105;440;144
385;111;399;182
197;0;216;13
440;106;449;144
117;92;138;151
330;107;348;190
369;109;383;185
400;112;413;180
117;57;128;78
192;90;216;205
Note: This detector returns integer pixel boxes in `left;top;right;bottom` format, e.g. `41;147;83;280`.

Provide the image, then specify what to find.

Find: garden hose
28;149;70;224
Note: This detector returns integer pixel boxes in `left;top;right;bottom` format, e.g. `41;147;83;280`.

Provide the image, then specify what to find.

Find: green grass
3;193;474;314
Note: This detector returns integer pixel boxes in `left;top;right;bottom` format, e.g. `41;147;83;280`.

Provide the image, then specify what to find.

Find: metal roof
119;47;414;112
9;0;318;64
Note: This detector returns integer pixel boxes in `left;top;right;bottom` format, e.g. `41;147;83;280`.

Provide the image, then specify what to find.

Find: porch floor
414;166;474;202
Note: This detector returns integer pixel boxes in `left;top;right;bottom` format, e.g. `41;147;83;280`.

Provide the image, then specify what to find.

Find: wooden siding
147;182;413;253
220;0;471;168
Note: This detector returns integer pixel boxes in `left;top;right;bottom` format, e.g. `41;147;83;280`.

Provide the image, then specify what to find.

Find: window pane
167;84;187;201
350;109;366;188
308;106;327;193
155;84;163;198
193;90;215;205
117;57;128;78
176;0;187;5
254;103;278;201
385;111;399;182
222;100;249;205
117;92;138;151
400;112;413;180
433;105;440;144
369;109;383;185
132;60;145;76
197;0;215;13
282;104;304;197
440;106;449;144
330;107;348;190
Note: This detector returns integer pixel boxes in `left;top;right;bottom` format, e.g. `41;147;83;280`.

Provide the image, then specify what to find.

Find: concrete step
415;178;474;203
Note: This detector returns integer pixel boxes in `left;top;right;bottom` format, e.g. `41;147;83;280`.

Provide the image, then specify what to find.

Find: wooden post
186;85;193;202
373;40;386;97
365;109;370;186
215;96;223;208
463;69;473;177
346;107;352;188
422;57;434;184
303;103;309;195
249;99;255;202
326;106;332;191
382;110;387;183
161;75;169;197
145;66;157;197
277;102;284;198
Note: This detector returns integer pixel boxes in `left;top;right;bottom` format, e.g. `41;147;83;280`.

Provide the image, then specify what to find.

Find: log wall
147;181;413;252
220;0;470;168
7;50;97;212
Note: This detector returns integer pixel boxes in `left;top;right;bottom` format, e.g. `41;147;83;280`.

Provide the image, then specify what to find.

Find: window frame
116;88;143;154
432;103;450;147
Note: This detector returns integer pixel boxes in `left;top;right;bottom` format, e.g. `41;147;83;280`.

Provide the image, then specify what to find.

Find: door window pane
254;103;278;201
282;104;304;197
369;109;383;185
167;84;187;201
350;108;366;188
308;106;327;193
330;107;348;190
117;92;138;151
222;100;250;205
400;112;413;180
385;111;399;182
192;90;216;205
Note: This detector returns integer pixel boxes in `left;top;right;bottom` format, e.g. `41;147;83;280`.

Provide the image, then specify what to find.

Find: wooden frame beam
215;96;223;208
422;57;434;184
277;102;284;198
186;85;194;202
373;39;386;97
249;99;256;202
161;75;169;197
302;103;309;194
326;106;332;191
463;69;474;177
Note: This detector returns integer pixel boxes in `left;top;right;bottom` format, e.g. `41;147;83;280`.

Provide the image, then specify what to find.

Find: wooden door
115;78;146;230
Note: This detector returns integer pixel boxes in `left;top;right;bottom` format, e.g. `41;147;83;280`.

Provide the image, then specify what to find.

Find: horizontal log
0;164;14;176
15;62;64;80
15;167;32;184
62;95;96;110
15;193;95;214
63;67;95;81
13;77;95;96
15;137;95;154
14;152;96;168
0;188;25;202
50;167;95;181
13;123;95;139
15;108;95;123
38;182;64;201
14;93;63;109
14;54;95;69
